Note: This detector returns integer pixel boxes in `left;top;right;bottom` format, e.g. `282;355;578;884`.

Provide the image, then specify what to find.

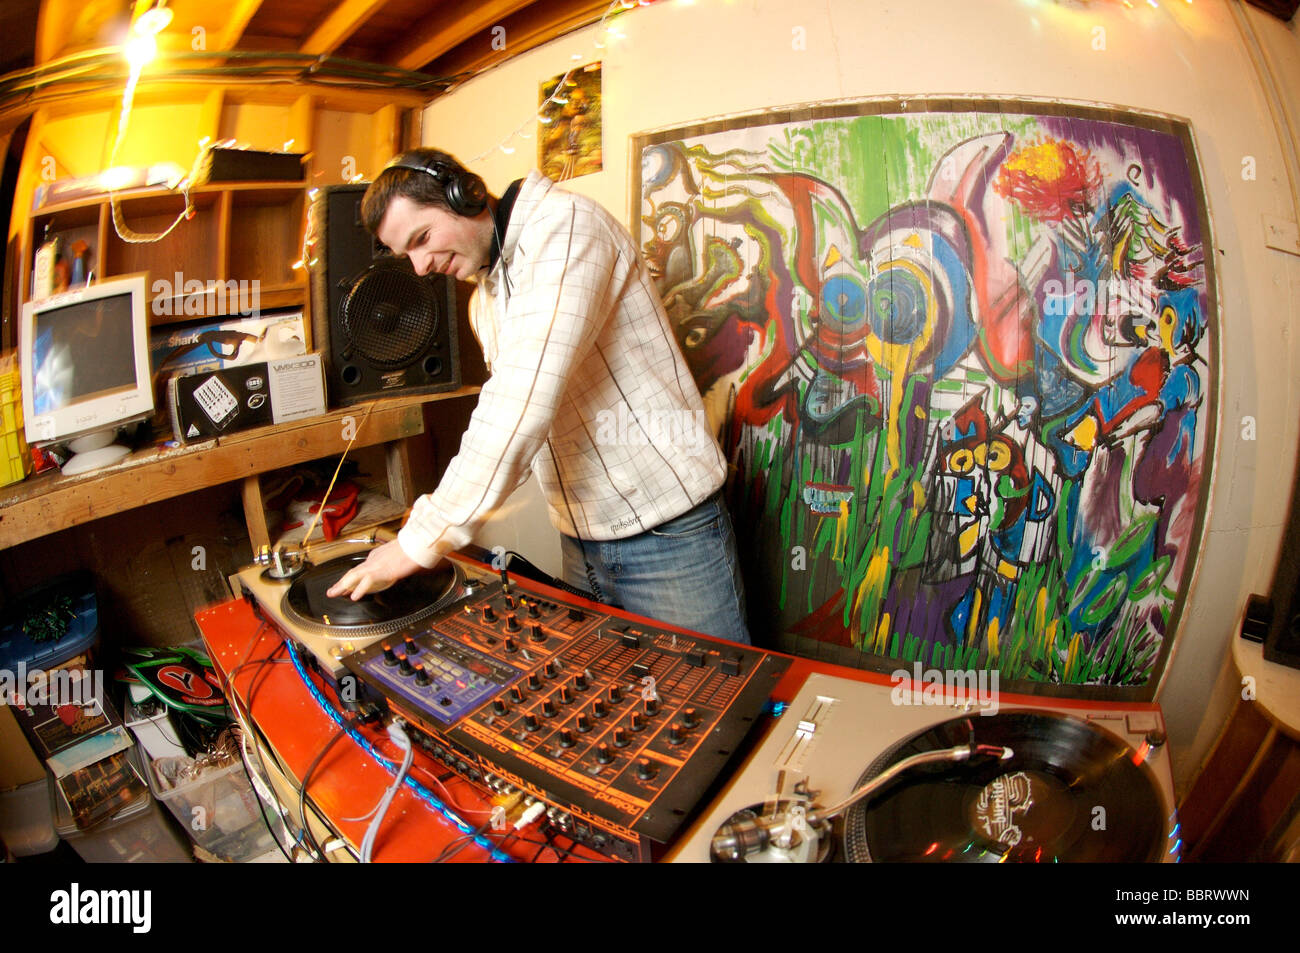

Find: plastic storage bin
50;746;192;863
0;354;31;488
0;571;99;673
148;756;280;862
0;780;59;856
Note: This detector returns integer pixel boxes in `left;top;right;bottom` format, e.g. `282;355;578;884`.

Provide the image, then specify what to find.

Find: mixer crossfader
343;571;789;862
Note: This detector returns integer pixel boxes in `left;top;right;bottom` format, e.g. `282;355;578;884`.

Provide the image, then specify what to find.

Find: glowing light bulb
124;32;157;69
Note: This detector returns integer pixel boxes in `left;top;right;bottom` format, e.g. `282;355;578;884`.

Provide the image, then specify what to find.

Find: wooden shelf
0;387;480;551
25;179;310;325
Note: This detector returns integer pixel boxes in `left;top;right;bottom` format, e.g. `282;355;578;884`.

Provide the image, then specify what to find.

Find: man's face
377;195;493;281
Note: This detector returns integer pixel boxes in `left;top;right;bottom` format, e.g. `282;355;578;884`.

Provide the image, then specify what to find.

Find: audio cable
281;638;513;863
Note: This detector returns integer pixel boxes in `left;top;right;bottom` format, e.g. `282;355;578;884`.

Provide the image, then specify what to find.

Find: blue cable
282;638;513;863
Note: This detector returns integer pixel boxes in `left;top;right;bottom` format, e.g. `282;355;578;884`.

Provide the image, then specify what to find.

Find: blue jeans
561;493;751;645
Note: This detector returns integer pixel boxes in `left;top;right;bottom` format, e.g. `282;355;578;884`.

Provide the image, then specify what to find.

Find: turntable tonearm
668;673;1182;863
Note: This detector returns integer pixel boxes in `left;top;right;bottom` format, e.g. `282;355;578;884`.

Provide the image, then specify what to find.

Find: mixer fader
343;569;789;861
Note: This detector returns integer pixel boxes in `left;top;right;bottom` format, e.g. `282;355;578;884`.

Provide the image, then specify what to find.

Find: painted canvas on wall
539;62;603;181
633;100;1216;695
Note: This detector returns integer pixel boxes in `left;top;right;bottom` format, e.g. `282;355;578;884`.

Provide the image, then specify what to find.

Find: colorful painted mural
634;101;1216;692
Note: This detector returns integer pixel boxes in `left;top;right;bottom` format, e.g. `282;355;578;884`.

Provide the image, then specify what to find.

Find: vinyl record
282;553;457;636
842;711;1166;863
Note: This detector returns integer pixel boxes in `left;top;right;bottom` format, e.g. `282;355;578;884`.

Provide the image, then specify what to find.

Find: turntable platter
282;554;458;637
843;711;1165;863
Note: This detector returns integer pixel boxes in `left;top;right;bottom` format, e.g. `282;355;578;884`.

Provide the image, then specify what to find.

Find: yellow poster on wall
538;62;603;182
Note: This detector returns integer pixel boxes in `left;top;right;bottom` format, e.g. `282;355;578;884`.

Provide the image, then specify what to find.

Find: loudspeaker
309;184;460;406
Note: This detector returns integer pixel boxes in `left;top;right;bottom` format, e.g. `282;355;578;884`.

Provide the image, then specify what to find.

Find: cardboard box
0;706;45;789
169;352;327;443
149;311;306;379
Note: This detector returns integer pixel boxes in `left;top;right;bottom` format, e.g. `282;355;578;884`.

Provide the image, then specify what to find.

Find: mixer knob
528;672;543;690
575;713;592;733
511;685;526;703
414;664;430;686
541;699;558;719
504;637;518;654
544;659;560;678
592;699;608;718
398;654;413;675
558;686;573;705
404;637;419;656
527;601;541;618
558;728;575;748
667;722;684;745
382;643;397;666
574;673;589;691
636;758;657;780
505;614;521;633
682;707;699;728
530;623;547;643
524;714;540;732
630;711;645;732
612;728;630;747
481;606;497;624
607;685;622;704
503;594;516;610
596;744;613;764
492;698;509;715
643;697;659;716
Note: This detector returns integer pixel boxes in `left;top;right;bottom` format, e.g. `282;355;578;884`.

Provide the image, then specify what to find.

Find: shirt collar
486;178;524;273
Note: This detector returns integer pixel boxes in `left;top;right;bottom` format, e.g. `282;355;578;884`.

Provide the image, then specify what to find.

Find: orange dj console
201;539;1179;863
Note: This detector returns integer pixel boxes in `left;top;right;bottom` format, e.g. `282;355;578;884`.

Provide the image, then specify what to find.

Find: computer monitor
20;274;154;476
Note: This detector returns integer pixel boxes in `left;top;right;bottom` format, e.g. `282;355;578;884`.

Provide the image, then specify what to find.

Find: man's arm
329;193;618;599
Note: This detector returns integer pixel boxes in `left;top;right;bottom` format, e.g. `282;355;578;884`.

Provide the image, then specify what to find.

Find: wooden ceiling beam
301;0;389;57
422;0;612;86
35;0;127;65
389;0;541;72
216;0;264;51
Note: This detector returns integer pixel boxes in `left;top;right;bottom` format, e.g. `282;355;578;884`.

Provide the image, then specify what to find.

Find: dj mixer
235;545;789;862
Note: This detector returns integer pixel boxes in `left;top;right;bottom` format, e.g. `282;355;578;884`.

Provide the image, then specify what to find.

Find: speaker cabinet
310;184;460;406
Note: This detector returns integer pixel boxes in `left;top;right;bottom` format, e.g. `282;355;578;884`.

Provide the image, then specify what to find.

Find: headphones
385;152;489;218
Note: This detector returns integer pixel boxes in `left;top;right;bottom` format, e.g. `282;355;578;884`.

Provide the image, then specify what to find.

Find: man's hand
325;540;426;601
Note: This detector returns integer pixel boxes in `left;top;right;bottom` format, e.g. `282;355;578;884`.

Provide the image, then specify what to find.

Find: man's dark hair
360;148;466;235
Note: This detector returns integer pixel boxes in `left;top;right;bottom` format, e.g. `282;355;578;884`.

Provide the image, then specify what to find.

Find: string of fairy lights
465;0;649;164
104;0;1204;251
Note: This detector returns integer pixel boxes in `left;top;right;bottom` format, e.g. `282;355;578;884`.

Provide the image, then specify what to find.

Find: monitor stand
61;430;132;476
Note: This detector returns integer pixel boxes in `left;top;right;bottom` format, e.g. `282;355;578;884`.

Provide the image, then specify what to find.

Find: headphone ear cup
448;171;488;217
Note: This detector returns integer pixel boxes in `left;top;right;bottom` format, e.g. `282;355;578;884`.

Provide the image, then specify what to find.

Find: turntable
668;673;1181;863
231;538;475;679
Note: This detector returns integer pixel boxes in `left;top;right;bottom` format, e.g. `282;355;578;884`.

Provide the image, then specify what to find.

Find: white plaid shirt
397;171;726;568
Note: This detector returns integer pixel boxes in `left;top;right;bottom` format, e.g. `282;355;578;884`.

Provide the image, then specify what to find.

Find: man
326;149;750;645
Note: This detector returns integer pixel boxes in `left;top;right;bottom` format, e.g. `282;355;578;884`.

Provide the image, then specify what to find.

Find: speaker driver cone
340;258;441;369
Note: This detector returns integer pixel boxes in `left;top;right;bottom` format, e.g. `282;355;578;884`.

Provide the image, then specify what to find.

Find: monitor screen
31;293;138;415
21;274;154;458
